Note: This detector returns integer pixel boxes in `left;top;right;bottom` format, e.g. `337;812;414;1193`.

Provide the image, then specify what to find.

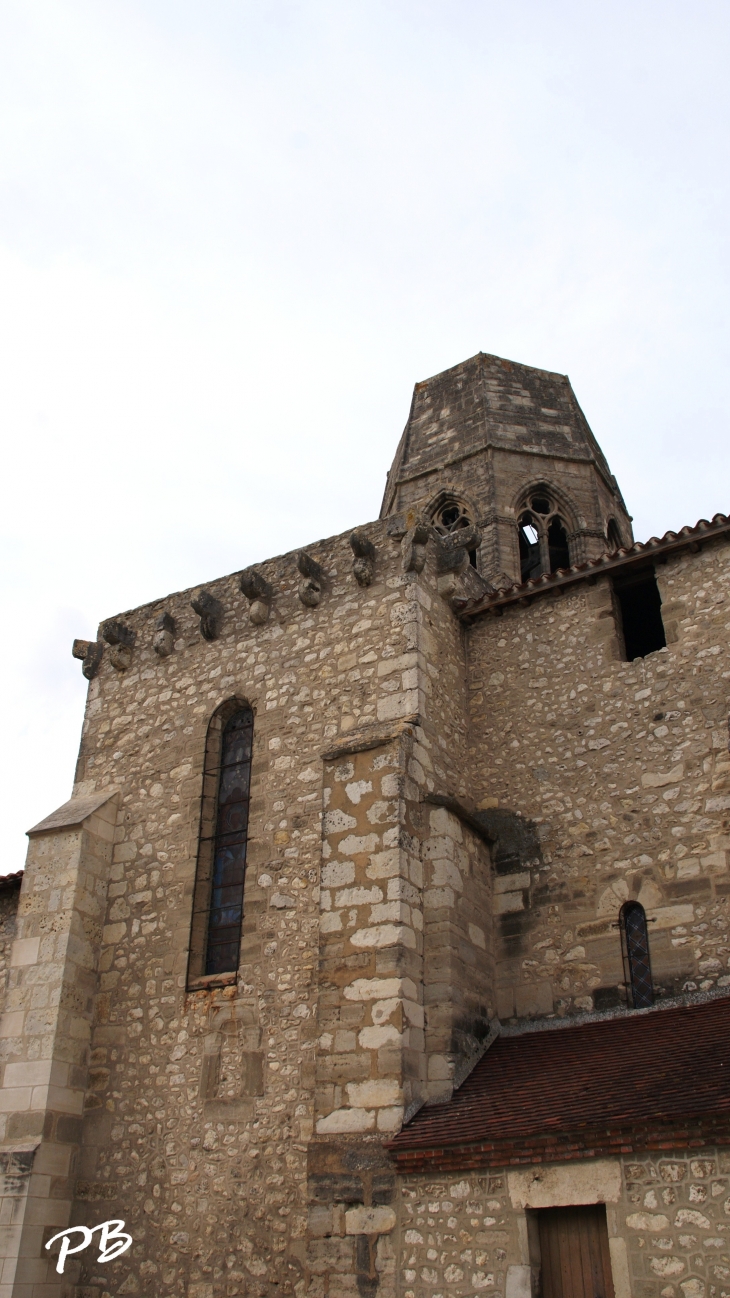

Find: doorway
535;1204;615;1298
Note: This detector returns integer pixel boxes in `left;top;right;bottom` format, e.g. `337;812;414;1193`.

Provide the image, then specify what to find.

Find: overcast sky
2;0;729;872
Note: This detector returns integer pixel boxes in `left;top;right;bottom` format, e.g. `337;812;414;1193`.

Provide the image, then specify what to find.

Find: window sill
187;972;237;992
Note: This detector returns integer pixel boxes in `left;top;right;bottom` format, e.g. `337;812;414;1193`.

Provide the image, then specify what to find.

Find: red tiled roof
387;998;730;1171
0;871;22;889
460;512;730;621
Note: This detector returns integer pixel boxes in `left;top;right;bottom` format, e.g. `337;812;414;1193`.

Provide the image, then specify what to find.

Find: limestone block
358;1026;400;1049
377;690;419;722
315;1107;375;1134
337;834;380;857
322;861;355;887
365;849;401;879
343;977;404;1001
350;924;416;949
494;891;524;915
514;981;553;1017
345;1205;396;1235
641;763;684;788
494;871;530;893
10;938;40;967
508;1158;622;1208
323;810;357;834
346;1079;400;1108
647;903;694;929
334;886;383;907
626;1212;671;1231
429;860;463;891
505;1266;532;1298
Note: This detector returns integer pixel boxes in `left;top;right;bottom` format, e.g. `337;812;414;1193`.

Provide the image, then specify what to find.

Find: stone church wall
466;533;730;1021
396;1148;730;1298
57;520;484;1297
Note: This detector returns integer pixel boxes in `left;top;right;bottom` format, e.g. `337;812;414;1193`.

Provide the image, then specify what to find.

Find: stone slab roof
387;997;730;1171
27;789;117;836
381;352;620;516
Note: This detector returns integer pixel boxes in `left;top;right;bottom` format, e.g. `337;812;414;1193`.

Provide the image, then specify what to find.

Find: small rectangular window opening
612;567;666;661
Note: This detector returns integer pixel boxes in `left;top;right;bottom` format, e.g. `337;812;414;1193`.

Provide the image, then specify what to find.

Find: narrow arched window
188;702;254;984
516;489;576;582
620;901;653;1009
606;518;622;551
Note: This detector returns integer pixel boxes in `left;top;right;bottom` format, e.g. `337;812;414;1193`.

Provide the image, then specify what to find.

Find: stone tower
381;351;633;586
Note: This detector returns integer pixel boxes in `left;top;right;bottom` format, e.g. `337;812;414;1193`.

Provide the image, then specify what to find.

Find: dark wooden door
537;1205;615;1298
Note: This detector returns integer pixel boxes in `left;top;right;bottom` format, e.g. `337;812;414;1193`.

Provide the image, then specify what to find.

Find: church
1;351;729;1298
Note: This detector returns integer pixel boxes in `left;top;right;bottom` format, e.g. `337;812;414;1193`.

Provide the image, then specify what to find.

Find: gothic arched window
620;901;653;1009
517;489;574;582
431;497;478;567
188;702;254;984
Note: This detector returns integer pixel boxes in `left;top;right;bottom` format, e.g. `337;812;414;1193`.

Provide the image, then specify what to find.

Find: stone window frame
514;482;578;581
619;900;654;1009
606;516;624;552
428;489;480;568
187;696;255;990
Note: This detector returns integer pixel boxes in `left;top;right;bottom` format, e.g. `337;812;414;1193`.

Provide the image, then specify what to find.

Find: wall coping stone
26;789;119;836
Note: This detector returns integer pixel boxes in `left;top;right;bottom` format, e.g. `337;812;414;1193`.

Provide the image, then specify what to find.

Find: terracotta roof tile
387;998;730;1170
461;512;730;620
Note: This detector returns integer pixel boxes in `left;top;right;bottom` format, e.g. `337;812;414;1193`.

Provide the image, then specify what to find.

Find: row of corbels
72;525;483;679
72;611;175;679
72;532;378;679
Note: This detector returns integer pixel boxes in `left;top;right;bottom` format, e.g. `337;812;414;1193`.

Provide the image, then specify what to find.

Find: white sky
2;0;729;872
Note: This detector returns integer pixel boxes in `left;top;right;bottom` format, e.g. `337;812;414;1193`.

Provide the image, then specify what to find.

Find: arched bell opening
431;496;479;568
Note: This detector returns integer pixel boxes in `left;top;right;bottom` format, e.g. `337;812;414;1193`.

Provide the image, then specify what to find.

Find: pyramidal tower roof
380;351;625;520
379;351;632;586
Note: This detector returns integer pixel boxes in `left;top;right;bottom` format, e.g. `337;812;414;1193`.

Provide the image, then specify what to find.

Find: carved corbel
100;619;137;671
350;531;375;587
191;589;223;641
401;521;430;573
240;568;273;625
436;523;482;574
297;552;324;607
153;612;176;658
434;527;494;611
72;638;103;680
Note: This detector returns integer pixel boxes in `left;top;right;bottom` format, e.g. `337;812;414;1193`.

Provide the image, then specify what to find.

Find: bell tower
380;351;632;586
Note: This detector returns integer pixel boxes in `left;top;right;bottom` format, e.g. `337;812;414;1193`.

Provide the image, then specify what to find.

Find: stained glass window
188;703;253;982
620;901;653;1009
